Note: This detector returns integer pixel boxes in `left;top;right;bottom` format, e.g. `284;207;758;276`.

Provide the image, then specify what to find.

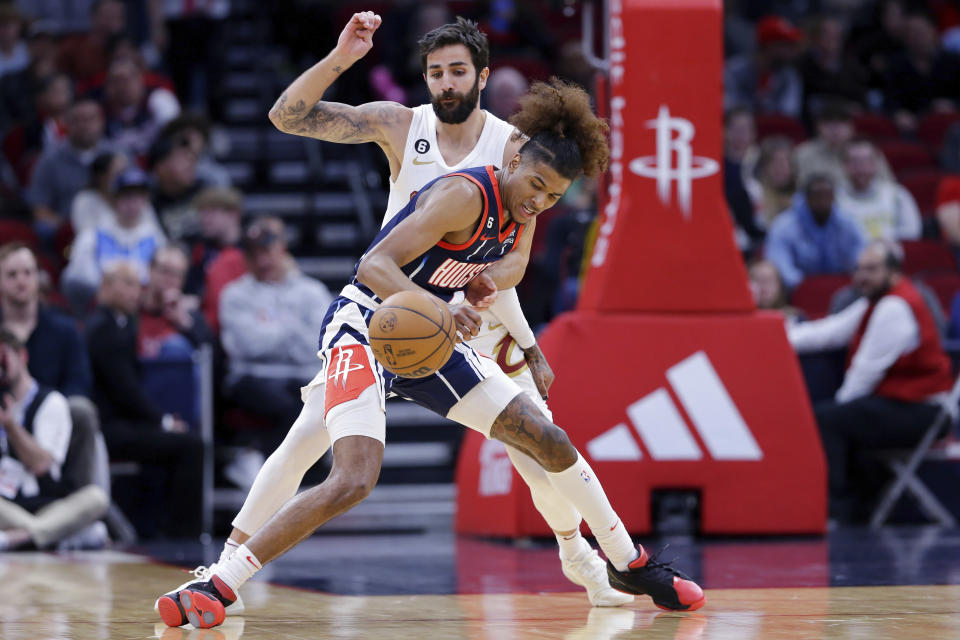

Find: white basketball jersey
383;104;516;226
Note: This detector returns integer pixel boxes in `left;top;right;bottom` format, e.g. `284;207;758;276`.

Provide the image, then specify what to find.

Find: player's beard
431;74;481;124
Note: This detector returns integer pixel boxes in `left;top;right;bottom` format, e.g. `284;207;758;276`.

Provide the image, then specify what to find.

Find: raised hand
335;11;382;64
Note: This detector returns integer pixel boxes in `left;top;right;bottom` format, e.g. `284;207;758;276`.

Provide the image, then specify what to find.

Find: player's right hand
449;304;481;343
335;11;382;63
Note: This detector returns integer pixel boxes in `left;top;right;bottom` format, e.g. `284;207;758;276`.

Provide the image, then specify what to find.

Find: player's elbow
267;106;288;132
356;254;387;291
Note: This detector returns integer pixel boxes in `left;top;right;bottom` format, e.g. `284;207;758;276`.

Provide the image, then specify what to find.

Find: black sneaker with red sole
163;576;236;629
606;545;705;611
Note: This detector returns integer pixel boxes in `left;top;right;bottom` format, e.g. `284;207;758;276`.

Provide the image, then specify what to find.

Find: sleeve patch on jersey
324;345;378;417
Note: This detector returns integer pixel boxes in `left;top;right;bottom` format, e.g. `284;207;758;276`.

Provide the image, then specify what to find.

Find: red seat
790;274;852;319
919;271;960;315
877;140;936;176
916;112;960;153
901;239;957;274
0;219;39;248
899;169;946;216
755;114;808;144
853;113;899;141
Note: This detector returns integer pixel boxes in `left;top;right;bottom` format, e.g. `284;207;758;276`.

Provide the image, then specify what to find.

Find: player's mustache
439;91;464;102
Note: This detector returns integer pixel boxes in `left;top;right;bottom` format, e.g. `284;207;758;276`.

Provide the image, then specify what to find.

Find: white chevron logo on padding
586;351;763;462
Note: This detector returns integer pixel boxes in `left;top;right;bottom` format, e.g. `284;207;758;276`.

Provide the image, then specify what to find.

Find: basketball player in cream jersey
154;12;630;612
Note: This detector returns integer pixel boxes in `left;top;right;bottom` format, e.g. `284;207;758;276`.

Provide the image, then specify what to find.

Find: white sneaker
57;521;109;551
154;564;246;617
562;549;635;607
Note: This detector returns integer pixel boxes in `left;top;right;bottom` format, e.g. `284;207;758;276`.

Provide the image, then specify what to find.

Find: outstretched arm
267;11;410;150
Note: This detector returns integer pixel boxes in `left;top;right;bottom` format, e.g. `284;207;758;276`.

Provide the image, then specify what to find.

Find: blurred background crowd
1;0;960;544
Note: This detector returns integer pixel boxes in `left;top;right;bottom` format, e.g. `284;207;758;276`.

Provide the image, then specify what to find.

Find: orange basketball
369;290;457;378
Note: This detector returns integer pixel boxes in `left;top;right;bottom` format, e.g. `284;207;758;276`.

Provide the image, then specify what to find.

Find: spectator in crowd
157;0;229;113
0;20;59;134
766;173;866;290
182;187;247;331
2;72;72;187
836;138;921;241
26;99;111;237
936;175;960;260
799;15;867;119
0;4;27;79
853;0;908;96
723;107;765;253
0;242;108;495
149;135;206;241
160;114;231;187
138;245;212;359
70;151;164;234
750;135;796;226
943;122;960;172
794;100;893;188
61;167;166;313
883;9;960;132
99;58;181;156
485;66;527;120
0;329;110;551
788;240;954;522
219;217;331;477
57;0;128;83
71;151;123;232
749;258;803;323
86;261;202;537
724;15;804;118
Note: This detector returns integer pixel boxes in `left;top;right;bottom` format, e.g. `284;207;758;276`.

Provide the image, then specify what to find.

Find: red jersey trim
437;171;490;251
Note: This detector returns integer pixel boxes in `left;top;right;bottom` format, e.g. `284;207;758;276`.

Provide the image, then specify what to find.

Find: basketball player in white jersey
155;11;629;611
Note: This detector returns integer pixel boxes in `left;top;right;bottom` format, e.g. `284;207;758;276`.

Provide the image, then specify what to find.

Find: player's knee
330;467;378;508
534;423;578;473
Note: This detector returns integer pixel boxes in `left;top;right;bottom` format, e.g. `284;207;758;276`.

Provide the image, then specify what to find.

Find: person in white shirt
0;328;108;550
62;166;166;313
836;139;922;240
788;240;953;521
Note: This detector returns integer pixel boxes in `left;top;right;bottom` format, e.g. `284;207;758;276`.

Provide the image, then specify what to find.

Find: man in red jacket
788;240;954;521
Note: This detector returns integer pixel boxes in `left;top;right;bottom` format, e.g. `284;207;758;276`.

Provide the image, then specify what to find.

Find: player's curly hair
509;77;610;179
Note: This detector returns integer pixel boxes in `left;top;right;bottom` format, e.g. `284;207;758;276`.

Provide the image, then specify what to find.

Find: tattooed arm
267;11;411;152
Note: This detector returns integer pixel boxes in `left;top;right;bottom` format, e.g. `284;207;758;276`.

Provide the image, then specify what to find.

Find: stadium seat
0;219;39;247
869;370;960;529
877;140;936;176
917;112;960;154
919;271;960;315
902;239;957;274
790;274;852;319
900;169;946;217
853;113;899;141
754;113;808;144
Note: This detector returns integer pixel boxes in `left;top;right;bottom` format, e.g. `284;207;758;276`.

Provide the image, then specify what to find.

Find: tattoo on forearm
333;65;343;74
269;91;396;143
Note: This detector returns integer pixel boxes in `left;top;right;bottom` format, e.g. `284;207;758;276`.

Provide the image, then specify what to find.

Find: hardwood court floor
1;547;959;640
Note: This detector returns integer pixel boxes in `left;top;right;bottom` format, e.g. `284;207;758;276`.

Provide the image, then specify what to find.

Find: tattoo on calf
491;395;574;471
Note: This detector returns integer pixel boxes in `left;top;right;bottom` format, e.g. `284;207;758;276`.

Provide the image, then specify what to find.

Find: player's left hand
466;273;497;308
522;344;554;399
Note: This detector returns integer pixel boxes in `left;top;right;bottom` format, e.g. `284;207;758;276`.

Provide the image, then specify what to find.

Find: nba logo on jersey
426;258;490;289
580;469;592;483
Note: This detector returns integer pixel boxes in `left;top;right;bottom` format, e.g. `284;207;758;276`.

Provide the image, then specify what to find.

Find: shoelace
641;545;693;581
189;565;213;580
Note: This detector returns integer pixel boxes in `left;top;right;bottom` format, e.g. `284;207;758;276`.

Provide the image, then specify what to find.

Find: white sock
215;543;262;592
556;529;589;561
218;538;240;565
545;453;639;571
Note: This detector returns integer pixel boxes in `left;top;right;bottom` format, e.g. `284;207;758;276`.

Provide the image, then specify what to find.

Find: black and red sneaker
175;576;237;629
606;545;705;611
